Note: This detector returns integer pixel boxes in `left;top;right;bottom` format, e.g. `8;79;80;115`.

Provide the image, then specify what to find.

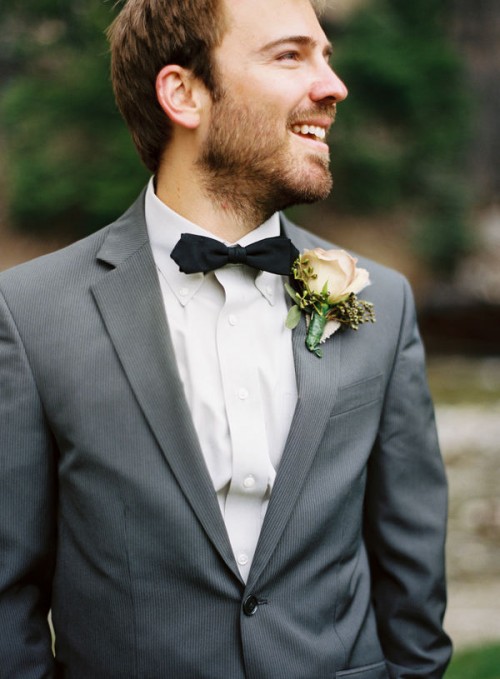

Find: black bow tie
170;233;299;275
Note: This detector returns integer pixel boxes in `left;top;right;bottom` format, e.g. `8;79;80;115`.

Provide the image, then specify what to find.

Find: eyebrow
258;35;333;58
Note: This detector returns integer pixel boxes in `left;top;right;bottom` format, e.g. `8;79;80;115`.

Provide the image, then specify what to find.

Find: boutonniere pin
285;248;375;357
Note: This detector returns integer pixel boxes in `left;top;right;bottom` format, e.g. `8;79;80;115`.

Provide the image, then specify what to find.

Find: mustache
287;102;337;127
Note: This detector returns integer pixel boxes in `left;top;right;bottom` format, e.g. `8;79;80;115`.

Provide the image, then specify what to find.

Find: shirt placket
215;266;273;581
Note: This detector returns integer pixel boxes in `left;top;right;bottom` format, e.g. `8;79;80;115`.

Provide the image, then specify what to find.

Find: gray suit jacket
0;191;451;678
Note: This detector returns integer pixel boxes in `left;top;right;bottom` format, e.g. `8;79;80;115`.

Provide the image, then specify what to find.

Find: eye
276;51;301;62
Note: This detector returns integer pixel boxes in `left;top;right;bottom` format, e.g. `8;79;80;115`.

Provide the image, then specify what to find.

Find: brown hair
107;0;227;173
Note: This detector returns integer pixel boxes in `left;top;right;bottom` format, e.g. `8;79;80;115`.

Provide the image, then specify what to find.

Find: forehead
219;0;328;51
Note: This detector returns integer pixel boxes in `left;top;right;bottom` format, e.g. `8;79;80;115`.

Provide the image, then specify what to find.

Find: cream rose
301;248;370;304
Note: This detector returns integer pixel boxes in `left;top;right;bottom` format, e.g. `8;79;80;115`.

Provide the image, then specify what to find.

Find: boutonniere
285;248;375;357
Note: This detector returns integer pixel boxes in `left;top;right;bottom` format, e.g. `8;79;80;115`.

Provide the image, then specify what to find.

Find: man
0;0;451;677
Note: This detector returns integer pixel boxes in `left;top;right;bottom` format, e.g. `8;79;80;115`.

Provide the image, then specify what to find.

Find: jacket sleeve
0;290;57;678
363;277;452;678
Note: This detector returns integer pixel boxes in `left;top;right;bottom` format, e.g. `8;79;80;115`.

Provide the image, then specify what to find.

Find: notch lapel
247;305;341;588
91;195;241;582
247;216;342;588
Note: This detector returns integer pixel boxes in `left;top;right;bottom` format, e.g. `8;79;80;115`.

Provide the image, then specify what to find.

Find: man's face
196;0;348;217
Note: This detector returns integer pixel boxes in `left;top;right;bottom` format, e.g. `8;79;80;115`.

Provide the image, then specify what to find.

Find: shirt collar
145;177;283;307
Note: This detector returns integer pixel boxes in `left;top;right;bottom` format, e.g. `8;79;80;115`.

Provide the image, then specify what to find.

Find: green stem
306;306;329;355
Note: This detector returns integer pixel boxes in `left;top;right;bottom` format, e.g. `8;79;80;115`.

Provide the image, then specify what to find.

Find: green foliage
329;0;471;274
445;642;500;679
0;0;148;237
0;0;471;273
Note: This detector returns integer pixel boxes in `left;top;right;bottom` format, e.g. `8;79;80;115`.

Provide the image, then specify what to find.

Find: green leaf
284;283;300;304
305;309;327;352
285;305;302;329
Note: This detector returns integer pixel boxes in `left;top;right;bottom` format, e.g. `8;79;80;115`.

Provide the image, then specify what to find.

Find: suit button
242;595;259;616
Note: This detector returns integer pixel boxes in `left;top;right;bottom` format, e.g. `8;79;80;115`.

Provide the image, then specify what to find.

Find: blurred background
0;0;499;675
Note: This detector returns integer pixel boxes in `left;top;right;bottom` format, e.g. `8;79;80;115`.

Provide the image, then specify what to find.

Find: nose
310;64;348;104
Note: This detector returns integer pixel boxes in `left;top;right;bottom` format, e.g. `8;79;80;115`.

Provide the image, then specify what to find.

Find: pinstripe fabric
0;192;451;678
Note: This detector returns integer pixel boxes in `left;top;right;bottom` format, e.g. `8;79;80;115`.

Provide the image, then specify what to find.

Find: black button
242;595;259;616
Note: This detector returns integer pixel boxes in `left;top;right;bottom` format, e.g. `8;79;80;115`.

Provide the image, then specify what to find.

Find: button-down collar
145;178;283;307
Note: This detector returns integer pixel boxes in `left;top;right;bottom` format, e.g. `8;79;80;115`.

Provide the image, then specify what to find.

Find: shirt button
228;314;238;326
265;286;273;296
243;475;256;489
179;287;189;297
238;387;249;400
237;553;249;566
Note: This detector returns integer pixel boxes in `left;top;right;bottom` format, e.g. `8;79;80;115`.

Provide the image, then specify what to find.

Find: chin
294;183;332;204
272;174;333;212
288;164;333;204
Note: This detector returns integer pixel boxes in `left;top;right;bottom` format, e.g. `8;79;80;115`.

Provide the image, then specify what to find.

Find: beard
196;90;335;225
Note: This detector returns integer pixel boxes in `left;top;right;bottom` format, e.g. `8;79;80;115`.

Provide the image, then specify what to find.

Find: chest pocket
331;374;383;417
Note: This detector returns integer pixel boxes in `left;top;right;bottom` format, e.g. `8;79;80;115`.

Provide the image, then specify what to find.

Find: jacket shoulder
0;189;148;303
282;214;409;293
0;226;110;297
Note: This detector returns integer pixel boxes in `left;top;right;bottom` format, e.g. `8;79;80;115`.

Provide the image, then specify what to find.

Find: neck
155;154;275;242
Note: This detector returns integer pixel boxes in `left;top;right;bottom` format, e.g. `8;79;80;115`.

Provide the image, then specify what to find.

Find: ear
155;65;205;129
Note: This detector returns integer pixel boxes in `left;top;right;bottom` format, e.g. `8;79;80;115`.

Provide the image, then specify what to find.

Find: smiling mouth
291;124;327;142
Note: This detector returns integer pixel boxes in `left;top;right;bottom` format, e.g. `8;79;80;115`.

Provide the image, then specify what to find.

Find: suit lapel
90;199;341;587
247;218;342;588
91;193;241;582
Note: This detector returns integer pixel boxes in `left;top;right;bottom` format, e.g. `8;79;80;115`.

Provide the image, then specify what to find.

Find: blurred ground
430;358;500;650
446;580;500;651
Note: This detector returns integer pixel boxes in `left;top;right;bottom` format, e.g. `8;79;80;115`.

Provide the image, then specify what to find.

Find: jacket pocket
331;374;383;417
336;659;388;678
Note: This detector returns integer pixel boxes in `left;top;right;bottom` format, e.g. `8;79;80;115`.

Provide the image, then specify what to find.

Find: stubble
196;92;336;226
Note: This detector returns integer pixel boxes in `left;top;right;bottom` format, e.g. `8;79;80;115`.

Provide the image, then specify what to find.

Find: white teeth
292;124;326;140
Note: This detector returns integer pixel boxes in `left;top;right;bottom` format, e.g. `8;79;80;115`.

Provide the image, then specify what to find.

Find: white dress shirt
145;180;298;581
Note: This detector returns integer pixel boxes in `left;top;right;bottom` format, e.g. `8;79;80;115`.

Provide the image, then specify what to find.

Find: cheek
228;73;299;120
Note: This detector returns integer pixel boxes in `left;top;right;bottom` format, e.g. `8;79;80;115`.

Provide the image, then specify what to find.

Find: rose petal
347;267;371;295
300;248;370;304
